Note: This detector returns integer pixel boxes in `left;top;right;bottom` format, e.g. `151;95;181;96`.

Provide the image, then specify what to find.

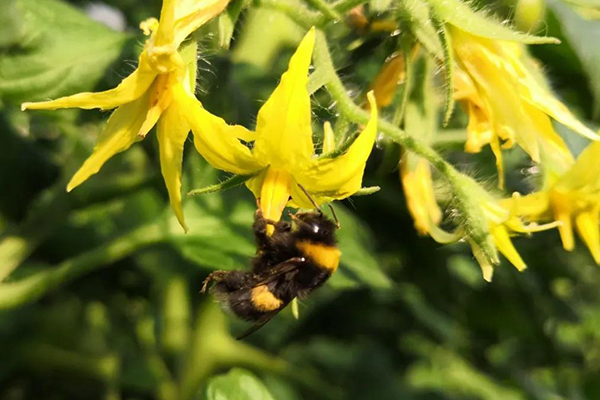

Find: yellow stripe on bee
296;241;341;273
251;285;283;311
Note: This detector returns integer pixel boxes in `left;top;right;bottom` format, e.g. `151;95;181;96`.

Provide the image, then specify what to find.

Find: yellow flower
421;181;558;281
369;52;406;108
183;28;378;222
504;141;600;263
450;26;598;188
400;155;442;235
21;0;231;231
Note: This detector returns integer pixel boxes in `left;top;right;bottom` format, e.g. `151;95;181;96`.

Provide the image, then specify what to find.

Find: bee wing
252;257;305;287
235;312;280;340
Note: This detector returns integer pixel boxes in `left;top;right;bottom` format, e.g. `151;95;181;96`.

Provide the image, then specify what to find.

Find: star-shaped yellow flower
450;26;598;188
183;28;378;222
504;141;600;263
22;0;231;231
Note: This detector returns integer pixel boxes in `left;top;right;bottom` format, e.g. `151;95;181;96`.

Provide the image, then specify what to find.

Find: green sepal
426;0;560;44
215;0;250;50
431;15;455;127
449;174;499;266
398;0;443;59
187;174;254;196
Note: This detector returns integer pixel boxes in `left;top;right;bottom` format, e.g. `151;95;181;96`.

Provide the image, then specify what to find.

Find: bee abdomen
251;285;284;311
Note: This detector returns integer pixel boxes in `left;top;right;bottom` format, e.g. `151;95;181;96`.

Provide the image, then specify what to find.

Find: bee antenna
296;183;321;214
327;204;341;229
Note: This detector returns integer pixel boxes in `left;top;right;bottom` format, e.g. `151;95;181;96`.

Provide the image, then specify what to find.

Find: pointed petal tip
21;103;29;111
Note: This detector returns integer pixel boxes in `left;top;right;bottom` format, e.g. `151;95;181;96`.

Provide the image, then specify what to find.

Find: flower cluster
21;0;600;282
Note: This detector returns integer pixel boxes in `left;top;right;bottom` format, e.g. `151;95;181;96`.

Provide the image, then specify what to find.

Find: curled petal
67;93;150;192
177;86;264;175
295;92;378;203
253;28;316;170
22;58;156;111
157;99;191;232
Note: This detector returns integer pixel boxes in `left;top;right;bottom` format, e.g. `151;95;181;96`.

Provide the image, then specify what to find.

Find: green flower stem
256;0;323;27
332;0;369;13
0;222;164;310
304;0;342;21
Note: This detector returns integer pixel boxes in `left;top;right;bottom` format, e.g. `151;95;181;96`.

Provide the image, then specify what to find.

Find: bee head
291;211;338;245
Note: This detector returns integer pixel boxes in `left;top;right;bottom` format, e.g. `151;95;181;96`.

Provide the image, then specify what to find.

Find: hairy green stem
305;0;342;20
313;30;455;175
256;0;323;26
0;223;164;310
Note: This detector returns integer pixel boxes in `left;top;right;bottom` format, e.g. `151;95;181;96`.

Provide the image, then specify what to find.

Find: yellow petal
251;168;293;225
501;191;551;220
138;74;174;137
157;99;190;232
518;70;600;141
322;122;335;154
491;225;527;271
22;59;156;111
155;0;176;48
574;209;600;264
550;190;575;251
67;93;150;191
556;142;600;193
370;52;406;108
174;0;231;47
176;86;264;175
295;91;378;203
400;155;442;235
489;135;505;189
253;28;315;171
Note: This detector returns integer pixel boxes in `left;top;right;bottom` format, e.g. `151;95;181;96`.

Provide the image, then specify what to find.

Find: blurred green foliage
1;0;600;399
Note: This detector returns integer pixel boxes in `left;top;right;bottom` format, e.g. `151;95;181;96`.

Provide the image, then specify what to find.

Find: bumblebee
201;196;340;339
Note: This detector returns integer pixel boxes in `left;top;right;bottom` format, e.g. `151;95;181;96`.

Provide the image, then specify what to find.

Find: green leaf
203;369;275;400
427;0;559;44
0;0;129;105
168;195;256;272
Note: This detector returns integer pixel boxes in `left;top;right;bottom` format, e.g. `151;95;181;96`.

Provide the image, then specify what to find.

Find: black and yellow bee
201;194;340;339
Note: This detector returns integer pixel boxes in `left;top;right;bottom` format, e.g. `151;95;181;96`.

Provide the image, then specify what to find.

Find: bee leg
201;270;230;293
253;207;272;248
